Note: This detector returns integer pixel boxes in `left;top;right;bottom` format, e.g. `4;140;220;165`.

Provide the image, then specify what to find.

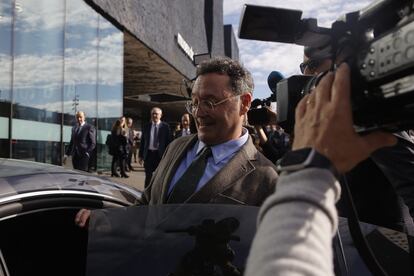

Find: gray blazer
139;134;278;206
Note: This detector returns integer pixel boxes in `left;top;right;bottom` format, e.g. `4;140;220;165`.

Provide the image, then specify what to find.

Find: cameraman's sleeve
245;168;340;276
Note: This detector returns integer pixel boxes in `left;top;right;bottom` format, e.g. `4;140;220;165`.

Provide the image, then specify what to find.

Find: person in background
174;113;192;138
132;130;141;163
125;117;135;172
64;111;96;172
110;119;129;178
139;107;172;188
254;115;290;164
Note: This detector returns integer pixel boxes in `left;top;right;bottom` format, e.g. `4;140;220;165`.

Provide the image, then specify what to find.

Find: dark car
0;159;141;276
85;205;413;276
0;159;411;276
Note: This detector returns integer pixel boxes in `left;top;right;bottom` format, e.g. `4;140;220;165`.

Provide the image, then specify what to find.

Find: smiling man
139;57;278;205
75;57;278;227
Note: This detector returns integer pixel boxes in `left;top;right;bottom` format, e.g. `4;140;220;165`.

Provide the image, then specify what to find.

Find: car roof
0;159;141;204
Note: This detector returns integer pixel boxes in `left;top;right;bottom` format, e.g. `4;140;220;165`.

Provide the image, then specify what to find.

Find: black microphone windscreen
267;71;284;94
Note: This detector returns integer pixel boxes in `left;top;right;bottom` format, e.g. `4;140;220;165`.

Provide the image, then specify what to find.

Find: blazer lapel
188;137;257;203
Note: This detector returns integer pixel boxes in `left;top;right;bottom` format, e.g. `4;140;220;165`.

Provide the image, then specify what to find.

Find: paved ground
99;162;146;191
64;157;146;192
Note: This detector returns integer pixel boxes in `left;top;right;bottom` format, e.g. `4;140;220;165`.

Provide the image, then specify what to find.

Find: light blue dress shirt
167;128;249;195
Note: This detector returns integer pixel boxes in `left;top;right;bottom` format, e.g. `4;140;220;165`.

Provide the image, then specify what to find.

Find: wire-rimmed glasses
186;94;240;114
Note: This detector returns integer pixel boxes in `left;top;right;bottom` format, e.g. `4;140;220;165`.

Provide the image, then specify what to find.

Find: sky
223;0;373;100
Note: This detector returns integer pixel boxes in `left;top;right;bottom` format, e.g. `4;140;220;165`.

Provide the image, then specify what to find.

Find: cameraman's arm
254;125;268;144
253;107;277;146
255;125;287;163
254;109;284;163
245;64;396;276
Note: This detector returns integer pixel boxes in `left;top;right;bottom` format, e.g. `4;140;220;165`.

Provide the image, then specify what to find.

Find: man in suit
74;57;278;227
139;107;172;188
174;113;192;139
139;57;278;206
65;111;96;172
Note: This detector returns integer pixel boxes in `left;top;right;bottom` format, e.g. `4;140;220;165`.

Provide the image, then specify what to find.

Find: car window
87;205;413;276
87;204;258;275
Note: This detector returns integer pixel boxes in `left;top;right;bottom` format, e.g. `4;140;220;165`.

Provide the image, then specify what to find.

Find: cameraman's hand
266;107;277;125
292;63;396;173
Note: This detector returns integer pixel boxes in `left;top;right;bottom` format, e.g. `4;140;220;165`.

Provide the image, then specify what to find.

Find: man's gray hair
196;56;254;95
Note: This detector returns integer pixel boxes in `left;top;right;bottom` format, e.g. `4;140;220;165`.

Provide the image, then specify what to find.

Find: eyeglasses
299;59;322;74
186;94;240;114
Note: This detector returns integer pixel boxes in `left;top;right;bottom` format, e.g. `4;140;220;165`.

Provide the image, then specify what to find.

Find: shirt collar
196;127;249;164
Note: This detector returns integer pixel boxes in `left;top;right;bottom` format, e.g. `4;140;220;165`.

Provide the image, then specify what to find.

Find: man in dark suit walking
139;107;172;188
65;111;96;172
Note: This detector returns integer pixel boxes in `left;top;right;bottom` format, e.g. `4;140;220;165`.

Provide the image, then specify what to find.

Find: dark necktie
167;146;212;203
152;124;158;148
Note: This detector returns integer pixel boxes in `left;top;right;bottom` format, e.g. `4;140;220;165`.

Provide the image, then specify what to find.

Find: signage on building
176;33;194;61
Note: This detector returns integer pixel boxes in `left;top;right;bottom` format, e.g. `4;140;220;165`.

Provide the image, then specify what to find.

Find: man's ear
240;93;252;115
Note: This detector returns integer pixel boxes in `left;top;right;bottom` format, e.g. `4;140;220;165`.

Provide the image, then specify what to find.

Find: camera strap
340;175;389;276
397;196;414;273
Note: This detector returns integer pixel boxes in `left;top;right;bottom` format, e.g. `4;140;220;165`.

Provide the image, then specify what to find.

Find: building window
3;0;123;169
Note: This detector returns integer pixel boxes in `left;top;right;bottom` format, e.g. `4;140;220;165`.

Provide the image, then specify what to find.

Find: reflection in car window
87;204;258;275
87;205;413;276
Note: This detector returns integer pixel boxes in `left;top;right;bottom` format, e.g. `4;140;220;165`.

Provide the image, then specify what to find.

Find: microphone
267;71;284;94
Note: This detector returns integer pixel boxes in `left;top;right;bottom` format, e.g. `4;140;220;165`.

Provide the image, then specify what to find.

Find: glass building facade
0;0;123;170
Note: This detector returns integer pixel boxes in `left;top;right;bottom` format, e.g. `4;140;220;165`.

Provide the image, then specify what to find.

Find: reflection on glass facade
13;0;64;123
0;1;12;157
64;0;98;126
97;15;123;169
0;0;123;170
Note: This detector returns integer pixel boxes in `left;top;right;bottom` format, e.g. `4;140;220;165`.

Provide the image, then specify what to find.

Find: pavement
99;162;146;191
63;157;146;192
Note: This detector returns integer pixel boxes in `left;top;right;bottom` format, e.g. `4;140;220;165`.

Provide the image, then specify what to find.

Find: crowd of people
69;55;414;276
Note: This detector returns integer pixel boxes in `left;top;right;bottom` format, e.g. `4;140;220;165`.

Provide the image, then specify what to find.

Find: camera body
239;0;414;133
247;96;276;125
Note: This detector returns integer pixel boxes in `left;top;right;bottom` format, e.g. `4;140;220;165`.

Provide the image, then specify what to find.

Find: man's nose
194;105;207;117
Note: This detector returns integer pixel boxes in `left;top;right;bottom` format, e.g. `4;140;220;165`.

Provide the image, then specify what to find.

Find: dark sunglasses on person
299;59;322;74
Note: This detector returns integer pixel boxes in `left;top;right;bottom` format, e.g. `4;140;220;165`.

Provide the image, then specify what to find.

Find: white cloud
6;32;123;90
14;0;65;32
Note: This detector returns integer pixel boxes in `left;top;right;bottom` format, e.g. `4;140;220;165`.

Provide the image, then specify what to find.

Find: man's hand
266;107;277;125
138;157;144;166
292;63;397;173
63;155;68;165
74;208;91;228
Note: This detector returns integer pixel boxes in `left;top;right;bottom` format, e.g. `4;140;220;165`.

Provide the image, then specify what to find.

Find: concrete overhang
123;32;192;119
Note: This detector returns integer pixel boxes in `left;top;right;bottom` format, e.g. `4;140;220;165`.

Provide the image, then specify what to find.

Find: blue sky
223;0;373;100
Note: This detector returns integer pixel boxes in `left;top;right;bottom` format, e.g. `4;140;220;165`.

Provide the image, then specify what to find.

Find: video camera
239;0;414;133
247;71;283;125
